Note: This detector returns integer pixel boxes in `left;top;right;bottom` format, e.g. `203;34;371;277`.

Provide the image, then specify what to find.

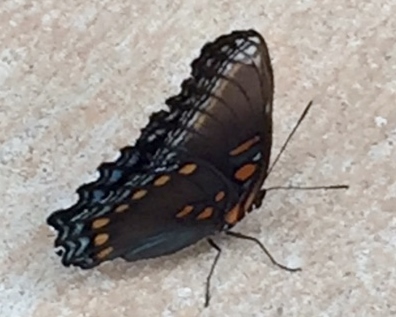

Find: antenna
267;100;313;178
266;100;348;191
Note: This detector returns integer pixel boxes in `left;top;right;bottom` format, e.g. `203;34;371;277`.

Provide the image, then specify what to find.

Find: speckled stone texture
1;1;395;316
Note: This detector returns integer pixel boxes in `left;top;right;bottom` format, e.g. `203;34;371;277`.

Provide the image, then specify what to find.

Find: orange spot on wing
94;233;109;246
197;207;214;220
215;191;225;202
179;163;197;175
115;204;129;213
154;175;171;186
230;136;260;156
176;205;194;218
96;246;113;259
132;189;147;200
92;218;110;229
234;164;257;181
225;204;242;225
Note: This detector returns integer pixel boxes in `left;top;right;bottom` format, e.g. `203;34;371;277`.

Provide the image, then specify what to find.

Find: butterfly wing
164;29;274;226
47;29;273;268
48;154;240;268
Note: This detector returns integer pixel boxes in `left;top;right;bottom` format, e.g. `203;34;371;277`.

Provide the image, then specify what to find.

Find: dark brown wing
164;29;273;226
46;29;273;269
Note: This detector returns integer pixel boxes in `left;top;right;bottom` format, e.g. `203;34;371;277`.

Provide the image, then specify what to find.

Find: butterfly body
47;29;274;269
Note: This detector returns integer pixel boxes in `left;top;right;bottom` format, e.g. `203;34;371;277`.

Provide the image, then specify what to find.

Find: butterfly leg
205;238;222;307
226;231;301;272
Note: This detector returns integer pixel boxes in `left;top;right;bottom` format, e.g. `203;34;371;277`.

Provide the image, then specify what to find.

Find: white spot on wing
252;152;262;161
248;36;260;45
244;44;257;56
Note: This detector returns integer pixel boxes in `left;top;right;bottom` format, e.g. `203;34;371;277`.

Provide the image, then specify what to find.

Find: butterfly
48;29;306;306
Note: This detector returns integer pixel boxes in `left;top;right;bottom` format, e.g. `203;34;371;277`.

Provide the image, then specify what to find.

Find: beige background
1;1;395;316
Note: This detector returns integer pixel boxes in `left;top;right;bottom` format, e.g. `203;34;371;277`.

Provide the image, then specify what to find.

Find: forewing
164;29;274;225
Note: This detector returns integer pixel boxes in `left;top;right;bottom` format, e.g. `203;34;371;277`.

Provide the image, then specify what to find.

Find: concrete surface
1;1;395;316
